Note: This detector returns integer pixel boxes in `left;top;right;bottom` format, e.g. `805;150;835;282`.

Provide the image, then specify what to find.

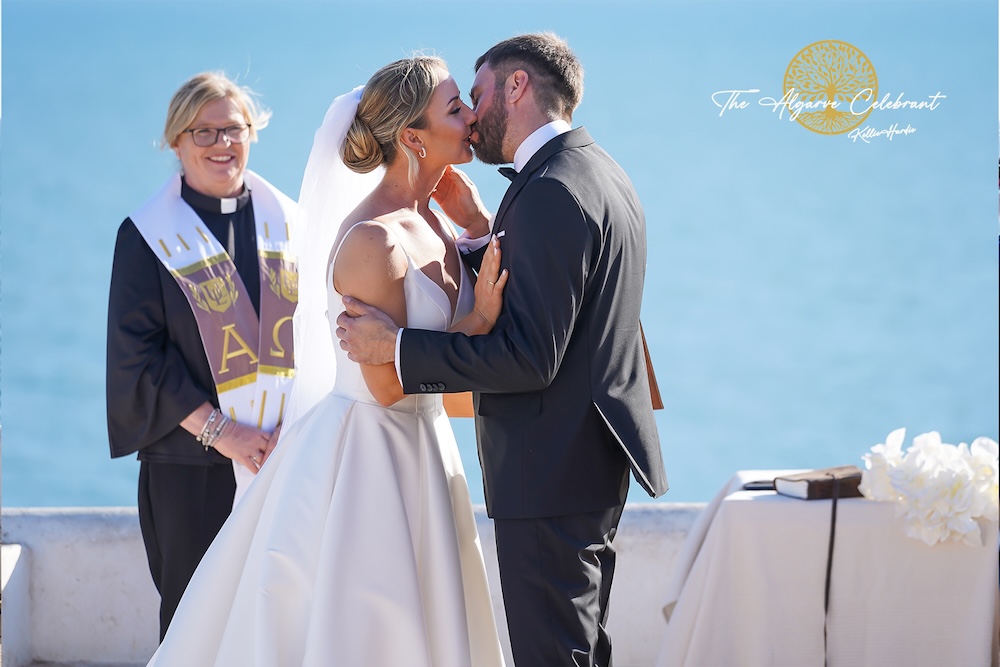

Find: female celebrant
105;71;297;639
144;56;507;666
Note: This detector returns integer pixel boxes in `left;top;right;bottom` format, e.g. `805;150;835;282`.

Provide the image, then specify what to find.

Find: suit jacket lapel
492;127;595;235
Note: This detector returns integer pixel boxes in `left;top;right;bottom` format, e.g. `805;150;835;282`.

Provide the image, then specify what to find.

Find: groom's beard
472;87;508;165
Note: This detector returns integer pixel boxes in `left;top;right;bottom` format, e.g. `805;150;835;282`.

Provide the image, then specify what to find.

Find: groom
337;33;667;666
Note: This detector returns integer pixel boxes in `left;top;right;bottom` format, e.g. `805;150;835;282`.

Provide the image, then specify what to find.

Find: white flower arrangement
860;428;999;547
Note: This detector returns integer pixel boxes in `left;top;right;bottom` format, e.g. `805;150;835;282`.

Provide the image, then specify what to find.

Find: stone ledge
2;504;704;667
3;544;31;667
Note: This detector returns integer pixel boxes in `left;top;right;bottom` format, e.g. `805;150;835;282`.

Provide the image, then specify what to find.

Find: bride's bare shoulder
332;219;407;293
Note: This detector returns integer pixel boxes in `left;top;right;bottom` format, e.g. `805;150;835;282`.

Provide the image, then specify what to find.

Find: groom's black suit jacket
400;127;668;519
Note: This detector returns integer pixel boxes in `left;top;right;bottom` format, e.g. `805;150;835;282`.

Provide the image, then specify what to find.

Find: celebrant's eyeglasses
183;125;251;147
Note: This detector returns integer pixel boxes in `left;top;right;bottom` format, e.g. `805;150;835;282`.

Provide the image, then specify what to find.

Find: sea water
2;0;997;507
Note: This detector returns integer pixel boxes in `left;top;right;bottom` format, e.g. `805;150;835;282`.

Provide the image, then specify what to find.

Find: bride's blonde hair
343;56;446;184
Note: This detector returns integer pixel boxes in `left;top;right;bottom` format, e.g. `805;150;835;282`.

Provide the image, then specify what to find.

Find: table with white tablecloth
656;470;999;667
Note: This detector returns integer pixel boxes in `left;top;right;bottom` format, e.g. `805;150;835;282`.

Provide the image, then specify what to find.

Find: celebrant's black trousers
138;461;235;640
494;503;624;667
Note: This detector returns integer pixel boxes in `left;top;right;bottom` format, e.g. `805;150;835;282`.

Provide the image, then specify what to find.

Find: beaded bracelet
201;424;220;451
208;414;230;445
197;409;220;446
197;409;229;451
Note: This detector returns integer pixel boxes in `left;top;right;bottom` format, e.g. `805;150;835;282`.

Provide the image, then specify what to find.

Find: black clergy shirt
106;178;260;464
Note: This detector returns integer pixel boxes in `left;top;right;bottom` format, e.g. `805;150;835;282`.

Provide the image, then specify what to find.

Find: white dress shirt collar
512;120;572;172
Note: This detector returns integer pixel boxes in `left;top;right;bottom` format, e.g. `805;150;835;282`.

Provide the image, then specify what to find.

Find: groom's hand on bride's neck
432;166;492;237
336;296;398;366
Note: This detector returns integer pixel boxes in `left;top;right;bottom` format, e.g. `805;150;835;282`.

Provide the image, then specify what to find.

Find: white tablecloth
656;471;999;667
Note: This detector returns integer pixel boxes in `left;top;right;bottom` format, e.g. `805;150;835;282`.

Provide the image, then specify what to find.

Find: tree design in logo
269;266;299;303
784;40;877;135
189;272;240;313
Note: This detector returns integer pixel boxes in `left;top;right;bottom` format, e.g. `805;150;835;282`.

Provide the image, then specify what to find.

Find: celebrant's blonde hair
162;71;271;149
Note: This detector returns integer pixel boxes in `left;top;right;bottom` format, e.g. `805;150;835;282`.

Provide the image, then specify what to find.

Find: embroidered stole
131;171;297;505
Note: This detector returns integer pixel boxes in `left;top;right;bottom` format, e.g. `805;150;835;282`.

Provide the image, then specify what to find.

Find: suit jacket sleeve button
419;383;427;392
438;383;446;391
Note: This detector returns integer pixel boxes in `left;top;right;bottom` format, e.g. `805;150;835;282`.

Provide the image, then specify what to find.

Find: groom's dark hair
475;32;584;121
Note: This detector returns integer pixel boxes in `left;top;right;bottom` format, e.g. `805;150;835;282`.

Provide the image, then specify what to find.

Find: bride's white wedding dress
147;222;505;667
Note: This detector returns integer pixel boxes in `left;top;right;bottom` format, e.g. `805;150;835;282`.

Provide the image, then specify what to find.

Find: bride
147;56;508;666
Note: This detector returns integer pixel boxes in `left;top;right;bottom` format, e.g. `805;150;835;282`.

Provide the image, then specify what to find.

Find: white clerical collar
512;120;572;172
181;177;250;215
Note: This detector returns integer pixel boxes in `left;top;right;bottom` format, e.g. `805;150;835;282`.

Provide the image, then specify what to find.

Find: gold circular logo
784;40;878;135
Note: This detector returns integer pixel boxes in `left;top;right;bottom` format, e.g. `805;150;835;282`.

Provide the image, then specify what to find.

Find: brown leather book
774;465;864;500
641;322;664;411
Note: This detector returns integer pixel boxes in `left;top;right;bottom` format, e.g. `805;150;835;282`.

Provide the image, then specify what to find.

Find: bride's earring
418;147;427;159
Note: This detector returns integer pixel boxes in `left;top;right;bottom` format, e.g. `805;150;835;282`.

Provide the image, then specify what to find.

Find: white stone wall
2;508;161;666
2;504;703;667
1;545;31;667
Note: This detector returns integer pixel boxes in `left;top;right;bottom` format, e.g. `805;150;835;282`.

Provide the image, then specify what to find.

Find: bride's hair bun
340;55;446;181
342;116;384;174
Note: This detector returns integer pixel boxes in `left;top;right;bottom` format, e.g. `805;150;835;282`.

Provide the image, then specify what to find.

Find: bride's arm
449;235;508;336
333;222;408;407
442;237;506;419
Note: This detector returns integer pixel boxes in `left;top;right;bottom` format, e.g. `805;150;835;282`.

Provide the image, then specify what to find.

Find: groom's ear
507;70;529;105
